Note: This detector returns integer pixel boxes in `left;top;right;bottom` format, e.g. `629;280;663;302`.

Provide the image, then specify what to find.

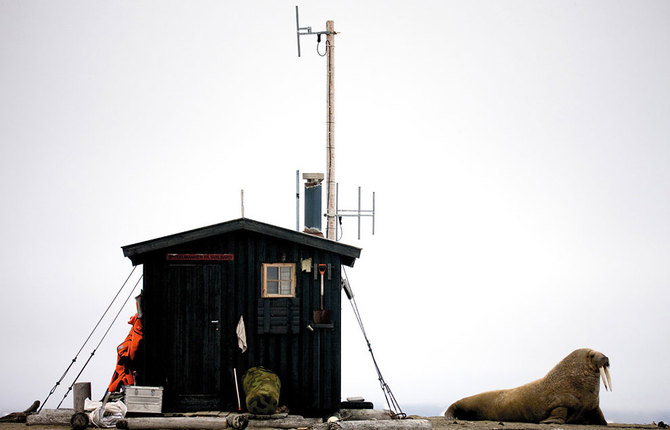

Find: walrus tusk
599;366;612;391
604;366;612;391
599;367;608;391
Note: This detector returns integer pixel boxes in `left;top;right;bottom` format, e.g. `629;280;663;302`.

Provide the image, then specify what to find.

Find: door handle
211;320;219;331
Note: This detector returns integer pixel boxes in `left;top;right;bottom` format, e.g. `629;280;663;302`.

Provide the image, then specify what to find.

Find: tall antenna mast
296;6;337;240
325;20;336;241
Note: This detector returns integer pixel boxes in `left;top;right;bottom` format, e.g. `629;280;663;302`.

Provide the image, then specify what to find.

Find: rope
55;273;143;409
38;266;137;412
342;268;406;419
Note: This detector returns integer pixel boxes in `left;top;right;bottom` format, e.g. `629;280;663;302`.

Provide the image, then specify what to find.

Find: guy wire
39;266;137;412
56;273;143;408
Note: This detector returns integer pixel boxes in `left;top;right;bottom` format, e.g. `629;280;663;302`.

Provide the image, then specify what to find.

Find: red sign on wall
166;253;234;261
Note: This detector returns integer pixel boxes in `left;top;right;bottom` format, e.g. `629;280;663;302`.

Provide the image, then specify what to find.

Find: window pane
267;280;279;295
280;280;291;295
280;267;292;280
266;266;279;281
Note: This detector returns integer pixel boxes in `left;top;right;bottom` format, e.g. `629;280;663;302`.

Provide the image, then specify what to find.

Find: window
262;263;296;298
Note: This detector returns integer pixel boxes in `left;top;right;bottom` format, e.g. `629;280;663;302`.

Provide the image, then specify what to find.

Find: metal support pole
372;191;376;235
296;170;300;231
336;182;340;240
357;186;361;240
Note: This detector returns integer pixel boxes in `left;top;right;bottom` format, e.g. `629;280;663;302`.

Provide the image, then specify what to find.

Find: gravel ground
426;417;661;430
0;416;663;430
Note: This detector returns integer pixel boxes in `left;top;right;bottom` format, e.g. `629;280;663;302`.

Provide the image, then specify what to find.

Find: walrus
445;348;612;425
0;400;40;423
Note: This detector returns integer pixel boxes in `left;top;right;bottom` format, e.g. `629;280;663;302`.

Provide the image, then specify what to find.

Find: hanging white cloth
236;315;247;353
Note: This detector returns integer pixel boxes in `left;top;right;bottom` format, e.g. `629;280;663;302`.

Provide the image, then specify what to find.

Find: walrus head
545;348;613;394
587;349;612;392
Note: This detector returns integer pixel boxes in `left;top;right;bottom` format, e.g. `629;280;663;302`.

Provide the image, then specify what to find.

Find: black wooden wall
138;230;343;416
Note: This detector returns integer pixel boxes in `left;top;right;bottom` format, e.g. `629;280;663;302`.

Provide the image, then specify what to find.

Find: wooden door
167;264;224;410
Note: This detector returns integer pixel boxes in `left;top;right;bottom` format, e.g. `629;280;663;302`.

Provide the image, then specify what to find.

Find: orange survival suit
108;310;143;392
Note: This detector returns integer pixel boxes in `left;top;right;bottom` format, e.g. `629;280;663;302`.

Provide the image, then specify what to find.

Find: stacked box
124;385;163;414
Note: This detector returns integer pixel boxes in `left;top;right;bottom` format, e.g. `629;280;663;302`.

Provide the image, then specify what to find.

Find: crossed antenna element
295;5;333;57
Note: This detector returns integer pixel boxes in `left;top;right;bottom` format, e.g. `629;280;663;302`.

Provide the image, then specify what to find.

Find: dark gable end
122;217;361;266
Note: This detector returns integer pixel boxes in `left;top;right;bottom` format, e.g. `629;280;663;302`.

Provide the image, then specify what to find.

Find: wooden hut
121;218;361;417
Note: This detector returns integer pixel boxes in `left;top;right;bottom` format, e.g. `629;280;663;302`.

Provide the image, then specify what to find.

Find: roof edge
122;217;361;266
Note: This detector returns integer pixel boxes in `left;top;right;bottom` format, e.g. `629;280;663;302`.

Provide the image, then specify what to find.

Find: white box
124;385;163;414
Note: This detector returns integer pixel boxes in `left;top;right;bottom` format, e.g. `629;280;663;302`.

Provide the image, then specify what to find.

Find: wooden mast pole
325;20;336;240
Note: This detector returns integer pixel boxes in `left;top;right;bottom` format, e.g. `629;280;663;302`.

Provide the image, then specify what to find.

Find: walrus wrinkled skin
445;348;612;425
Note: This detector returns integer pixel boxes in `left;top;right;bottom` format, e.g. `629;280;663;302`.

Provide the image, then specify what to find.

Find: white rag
84;398;127;428
236;315;247;353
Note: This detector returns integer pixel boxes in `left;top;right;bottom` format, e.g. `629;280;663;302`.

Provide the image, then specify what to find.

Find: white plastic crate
124;385;163;414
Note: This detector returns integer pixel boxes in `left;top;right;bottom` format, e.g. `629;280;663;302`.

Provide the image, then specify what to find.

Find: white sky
1;0;669;422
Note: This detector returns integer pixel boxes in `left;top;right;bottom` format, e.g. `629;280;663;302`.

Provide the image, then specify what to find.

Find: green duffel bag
243;366;281;415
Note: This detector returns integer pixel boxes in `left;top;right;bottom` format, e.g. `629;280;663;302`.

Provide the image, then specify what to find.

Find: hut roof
122;217;361;266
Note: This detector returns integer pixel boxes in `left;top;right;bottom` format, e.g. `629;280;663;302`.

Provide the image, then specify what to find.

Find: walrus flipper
540;407;568;424
578;407;607;426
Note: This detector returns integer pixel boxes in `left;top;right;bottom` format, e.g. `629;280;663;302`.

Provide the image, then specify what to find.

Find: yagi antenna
336;184;376;241
295;5;331;57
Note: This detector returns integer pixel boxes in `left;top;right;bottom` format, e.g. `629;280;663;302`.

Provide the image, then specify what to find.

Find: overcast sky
1;0;669;423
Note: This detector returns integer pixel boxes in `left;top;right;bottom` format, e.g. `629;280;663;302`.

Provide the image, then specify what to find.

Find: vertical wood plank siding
138;230;343;416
